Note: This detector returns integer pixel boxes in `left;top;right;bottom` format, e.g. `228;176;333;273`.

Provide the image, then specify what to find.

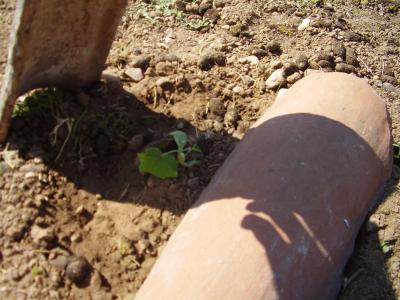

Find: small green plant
128;0;210;30
380;241;391;254
31;265;44;277
138;130;201;179
94;111;133;140
13;88;63;119
293;0;322;7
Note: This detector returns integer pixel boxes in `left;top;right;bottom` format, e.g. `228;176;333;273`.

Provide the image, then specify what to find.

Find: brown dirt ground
0;0;399;299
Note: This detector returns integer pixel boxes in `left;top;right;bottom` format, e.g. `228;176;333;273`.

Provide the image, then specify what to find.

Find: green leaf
380;241;390;254
191;144;202;153
169;130;188;151
138;147;178;179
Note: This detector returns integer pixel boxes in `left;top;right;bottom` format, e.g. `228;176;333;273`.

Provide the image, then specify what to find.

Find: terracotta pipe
135;73;392;300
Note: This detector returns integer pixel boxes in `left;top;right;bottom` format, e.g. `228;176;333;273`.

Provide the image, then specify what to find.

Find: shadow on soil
337;176;398;300
3;83;397;299
6;81;238;215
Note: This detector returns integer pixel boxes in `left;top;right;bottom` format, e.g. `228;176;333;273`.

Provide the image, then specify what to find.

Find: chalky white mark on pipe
0;0;128;142
135;73;392;300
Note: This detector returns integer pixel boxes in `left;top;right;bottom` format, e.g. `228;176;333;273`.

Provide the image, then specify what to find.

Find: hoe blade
0;0;127;142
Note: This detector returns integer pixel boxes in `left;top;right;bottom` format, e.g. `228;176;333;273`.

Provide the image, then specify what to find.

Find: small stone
65;256;91;284
198;51;226;70
324;3;335;11
71;232;82;243
213;121;224;132
309;60;321;70
156;77;175;91
214;0;226;8
298;18;311;31
224;108;239;126
132;54;151;70
101;70;122;89
165;28;176;40
159;53;180;62
176;75;192;93
316;50;334;62
266;41;282;54
238;55;259;65
335;63;356;73
124;68;144;82
345;48;358;67
128;134;145;152
381;75;398;85
50;255;70;270
283;62;298;76
49;290;60;299
204;8;219;23
317;60;333;68
332;41;346;59
304;69;323;76
136;240;150;255
140;218;157;233
270;60;283;70
382;66;395;77
287;72;302;84
311;19;333;28
232;86;245;96
209;99;225;116
343;31;362;42
75;205;86;215
25;171;37;181
295;54;309;71
30;225;57;249
199;1;212;15
155;61;175;75
242;75;255;86
265;69;286;90
382;82;398;93
252;48;269;58
185;3;199;14
175;0;186;11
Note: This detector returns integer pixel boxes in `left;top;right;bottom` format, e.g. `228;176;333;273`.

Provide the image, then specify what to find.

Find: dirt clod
65;256;91;285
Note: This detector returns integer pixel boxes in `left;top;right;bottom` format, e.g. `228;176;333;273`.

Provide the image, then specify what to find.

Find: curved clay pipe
135;73;392;300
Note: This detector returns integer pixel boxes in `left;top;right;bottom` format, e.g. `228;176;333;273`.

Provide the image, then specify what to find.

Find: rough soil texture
0;0;399;299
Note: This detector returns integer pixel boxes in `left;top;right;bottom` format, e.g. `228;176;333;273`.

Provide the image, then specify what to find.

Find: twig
153;87;158;109
119;184;131;200
342;268;364;291
359;58;372;74
234;71;247;85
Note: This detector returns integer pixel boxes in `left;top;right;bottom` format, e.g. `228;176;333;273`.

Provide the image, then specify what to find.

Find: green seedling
13;88;63;119
380;241;391;254
128;0;210;30
294;0;322;8
138;130;201;179
31;265;44;277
